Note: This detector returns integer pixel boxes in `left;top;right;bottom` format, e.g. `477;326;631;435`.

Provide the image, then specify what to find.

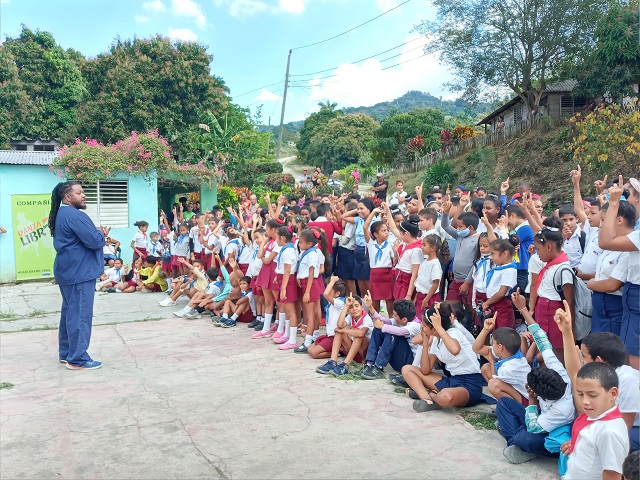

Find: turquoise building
0;151;216;283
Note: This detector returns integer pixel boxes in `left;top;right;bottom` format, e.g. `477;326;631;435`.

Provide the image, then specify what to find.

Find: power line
233;80;284;98
292;0;413;50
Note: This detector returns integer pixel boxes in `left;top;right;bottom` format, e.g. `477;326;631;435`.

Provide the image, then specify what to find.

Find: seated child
623;450;639;480
96;258;124;291
401;302;484;413
103;236;120;267
138;256;168;292
210;256;240;325
496;290;576;465
177;267;225;319
315;293;373;377
308;276;346;360
113;258;143;293
362;296;421;379
472;312;531;403
218;276;255;328
159;258;208;308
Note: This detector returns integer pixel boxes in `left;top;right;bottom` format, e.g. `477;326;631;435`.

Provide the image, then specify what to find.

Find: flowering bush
52;130;223;184
439;129;453;150
216;186;239;209
451;125;481;143
408;134;425;152
362;193;384;207
263;173;295;191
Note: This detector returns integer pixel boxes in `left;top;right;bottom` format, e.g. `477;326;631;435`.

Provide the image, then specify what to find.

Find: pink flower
65;167;70;173
58;172;65;178
127;166;133;171
77;173;82;178
164;151;170;157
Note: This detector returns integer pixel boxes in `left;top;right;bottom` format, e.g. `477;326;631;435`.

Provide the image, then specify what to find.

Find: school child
418;208;439;238
478;195;509;239
463;232;491;308
96;258;124;291
364;208;394;312
401;302;484;413
587;201;636;335
559;205;584;268
310;226;328;329
131;220;149;261
159;258;207;309
271;226;299;350
531;225;575;362
252;219;282;339
315;293;373;376
472;307;531;404
496;290;576;465
309;276;347;359
223;227;242;270
293;229;322;353
167;223;190;276
415;234;449;318
236;227;253;276
103;236;120;266
219;276;255;328
176;266;224;319
336;201;358;295
571;166;602;281
160;231;173;284
189;214;207;262
146;231;162;258
361;296;421;379
113;257;143;293
247;228;267;330
481;238;518;329
387;209;405;246
138;256;168;292
505;204;535;292
342;198;376;296
623;450;639;480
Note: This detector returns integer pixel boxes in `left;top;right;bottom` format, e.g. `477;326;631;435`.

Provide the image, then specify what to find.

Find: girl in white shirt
466;233;492;308
131;220;149;261
296;229;321;353
483;237;519;329
364;208;394;312
415;234;450;318
401;301;483;412
246;229;266;329
252;219;282;339
272;226;299;350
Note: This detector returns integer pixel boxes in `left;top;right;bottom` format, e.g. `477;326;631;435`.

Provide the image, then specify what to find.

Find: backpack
578;230;587;253
553;266;592;340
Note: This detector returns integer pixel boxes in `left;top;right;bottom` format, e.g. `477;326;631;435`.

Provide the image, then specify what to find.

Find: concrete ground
0;282;558;479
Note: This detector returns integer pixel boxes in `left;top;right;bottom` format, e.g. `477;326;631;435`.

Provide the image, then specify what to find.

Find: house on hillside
0;146;217;283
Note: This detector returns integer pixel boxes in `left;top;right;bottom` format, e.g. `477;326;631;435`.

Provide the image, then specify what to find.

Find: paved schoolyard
0;282;558;479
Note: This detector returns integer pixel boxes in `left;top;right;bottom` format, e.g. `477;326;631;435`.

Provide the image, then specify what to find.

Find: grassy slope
388;120;617;207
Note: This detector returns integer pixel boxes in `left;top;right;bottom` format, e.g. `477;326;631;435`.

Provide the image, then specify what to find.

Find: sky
0;0;455;123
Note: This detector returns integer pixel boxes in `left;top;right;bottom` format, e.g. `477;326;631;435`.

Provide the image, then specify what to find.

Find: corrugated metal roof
545;80;578;93
0;150;59;166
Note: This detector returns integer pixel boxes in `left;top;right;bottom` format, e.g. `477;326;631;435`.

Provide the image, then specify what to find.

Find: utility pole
275;49;292;161
267;116;271;157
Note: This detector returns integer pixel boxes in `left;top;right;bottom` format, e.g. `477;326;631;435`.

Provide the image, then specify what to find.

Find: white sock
115;289;122;293
304;335;313;347
284;319;291;337
261;313;273;333
222;313;229;319
312;329;320;340
277;318;286;334
288;326;297;344
231;313;238;321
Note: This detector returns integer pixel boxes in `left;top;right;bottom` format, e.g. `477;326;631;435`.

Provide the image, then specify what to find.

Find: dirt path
278;156;371;194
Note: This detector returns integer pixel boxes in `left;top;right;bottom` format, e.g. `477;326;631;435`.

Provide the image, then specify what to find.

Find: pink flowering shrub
52;130;222;184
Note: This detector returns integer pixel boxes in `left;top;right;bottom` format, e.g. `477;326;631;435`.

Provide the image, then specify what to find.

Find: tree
416;0;612;113
76;36;229;144
0;49;32;148
305;114;379;171
297;101;340;162
0;25;86;140
371;109;449;165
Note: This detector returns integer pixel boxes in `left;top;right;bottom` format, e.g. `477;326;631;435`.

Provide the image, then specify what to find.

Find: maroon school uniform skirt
276;273;298;303
492;297;515;329
298;277;320;302
199;251;212;268
393;271;413;301
255;261;275;290
535;297;564;348
250;276;263;297
370;267;394;301
171;255;188;269
415;292;441;318
238;263;249;275
133;247;147;261
314;276;325;297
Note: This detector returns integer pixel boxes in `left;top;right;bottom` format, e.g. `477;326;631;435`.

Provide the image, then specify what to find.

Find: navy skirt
621;283;639;356
336;246;355;280
591;291;623;336
353;245;370;281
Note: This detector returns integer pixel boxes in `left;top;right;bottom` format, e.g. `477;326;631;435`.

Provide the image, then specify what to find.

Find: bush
423;161;457;188
216;186;239;210
263;173;295;191
254;160;283;174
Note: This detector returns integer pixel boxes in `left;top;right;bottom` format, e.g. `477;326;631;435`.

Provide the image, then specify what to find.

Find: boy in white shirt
362;296;421;380
96;258;124;291
309;276;346;360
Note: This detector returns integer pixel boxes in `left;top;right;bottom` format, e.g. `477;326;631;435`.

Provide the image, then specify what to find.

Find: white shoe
173;307;191;317
159;298;175;306
184;311;202;319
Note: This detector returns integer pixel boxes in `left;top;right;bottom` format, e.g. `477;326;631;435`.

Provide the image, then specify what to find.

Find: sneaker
59;359;68;364
247;318;259;328
184;310;202;319
503;445;538;464
273;335;289;344
174;307;192;317
158;298;175;306
330;362;349;377
251;331;271;339
293;344;308;354
66;360;102;370
106;287;117;293
412;399;441;412
361;363;375;377
222;318;237;328
269;324;278;333
211;316;223;326
362;366;385;380
253;321;264;331
278;342;297;350
165;288;173;295
316;360;337;375
389;374;409;388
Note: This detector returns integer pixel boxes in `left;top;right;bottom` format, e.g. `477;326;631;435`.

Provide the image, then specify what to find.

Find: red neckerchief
265;239;275;254
351;312;369;330
140;230;147;241
398;239;422;259
568;406;622;453
535;252;569;290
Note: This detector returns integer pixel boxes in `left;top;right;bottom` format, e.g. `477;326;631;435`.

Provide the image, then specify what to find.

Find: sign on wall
11;194;56;280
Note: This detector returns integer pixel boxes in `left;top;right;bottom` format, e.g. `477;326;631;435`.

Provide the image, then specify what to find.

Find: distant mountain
342;91;492;120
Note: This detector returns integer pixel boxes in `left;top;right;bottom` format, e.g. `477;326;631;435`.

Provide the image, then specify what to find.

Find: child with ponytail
295;228;322;353
272;226;299;350
415;234;450;318
252;219;281;338
364;207;394;312
131;220;149;261
482;236;519;329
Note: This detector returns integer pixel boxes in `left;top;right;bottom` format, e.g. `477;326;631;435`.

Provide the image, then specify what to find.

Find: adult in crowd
372;173;389;200
328;170;342;188
299;168;311;186
48;181;107;370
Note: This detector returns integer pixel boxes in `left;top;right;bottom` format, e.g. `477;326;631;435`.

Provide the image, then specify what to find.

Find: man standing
372;173;389;200
48;181;106;370
327;170;342;188
299;168;311;186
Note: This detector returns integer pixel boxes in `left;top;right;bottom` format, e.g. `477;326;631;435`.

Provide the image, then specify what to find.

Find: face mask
458;228;470;238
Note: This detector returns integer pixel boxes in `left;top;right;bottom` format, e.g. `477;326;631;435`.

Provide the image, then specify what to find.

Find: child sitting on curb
218;276;255;328
308;276;346;360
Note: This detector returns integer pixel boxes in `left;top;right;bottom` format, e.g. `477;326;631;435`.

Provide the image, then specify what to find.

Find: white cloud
305;35;453;111
143;0;167;12
168;27;198;42
134;14;150;22
212;0;270;16
254;88;282;102
375;0;397;11
279;0;304;14
172;0;206;27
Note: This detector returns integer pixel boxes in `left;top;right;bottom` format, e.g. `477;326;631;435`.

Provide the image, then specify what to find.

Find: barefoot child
308;276;346;360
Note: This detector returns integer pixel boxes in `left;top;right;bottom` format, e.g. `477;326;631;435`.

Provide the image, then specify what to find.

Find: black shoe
106;287;117;293
362;365;385;380
362;363;374;377
293;344;308;354
253;321;264;331
389;374;409;388
248;318;260;328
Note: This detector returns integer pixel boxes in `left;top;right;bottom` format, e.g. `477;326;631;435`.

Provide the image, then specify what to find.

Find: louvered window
83;180;129;228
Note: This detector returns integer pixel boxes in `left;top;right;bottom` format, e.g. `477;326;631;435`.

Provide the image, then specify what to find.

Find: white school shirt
346;312;374;339
367;239;394;269
616;365;640;428
238;241;253;264
104;267;123;283
315;250;325;278
485;266;517;298
326;298;345;336
563;226;584;268
390;319;422;356
469;256;492;296
189;226;205;253
428;327;481;376
224;238;241;260
595;250;628;296
297;248;318;279
577;222;602;275
476;222;509;239
275;245;298;275
525;253;545;294
103;243;116;255
420;228;438;240
246;242;263;278
536;347;576;432
133;231;148;249
147;240;162;257
341;222;356;250
169;231;190;257
492;356;531;398
564;407;629;480
624;230;640;284
415;258;442;294
396;245;423;274
536;261;573;301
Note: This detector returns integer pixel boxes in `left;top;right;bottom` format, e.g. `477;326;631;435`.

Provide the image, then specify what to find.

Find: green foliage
336;163;376;180
297;101;341;162
254;159;283;174
0;49;30;148
216;186;239;209
422;161;457;187
263;173;295;191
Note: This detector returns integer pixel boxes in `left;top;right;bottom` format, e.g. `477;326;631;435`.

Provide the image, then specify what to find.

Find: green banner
11;194;56;281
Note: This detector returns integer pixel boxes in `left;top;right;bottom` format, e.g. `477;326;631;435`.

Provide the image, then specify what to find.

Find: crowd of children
99;171;639;479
